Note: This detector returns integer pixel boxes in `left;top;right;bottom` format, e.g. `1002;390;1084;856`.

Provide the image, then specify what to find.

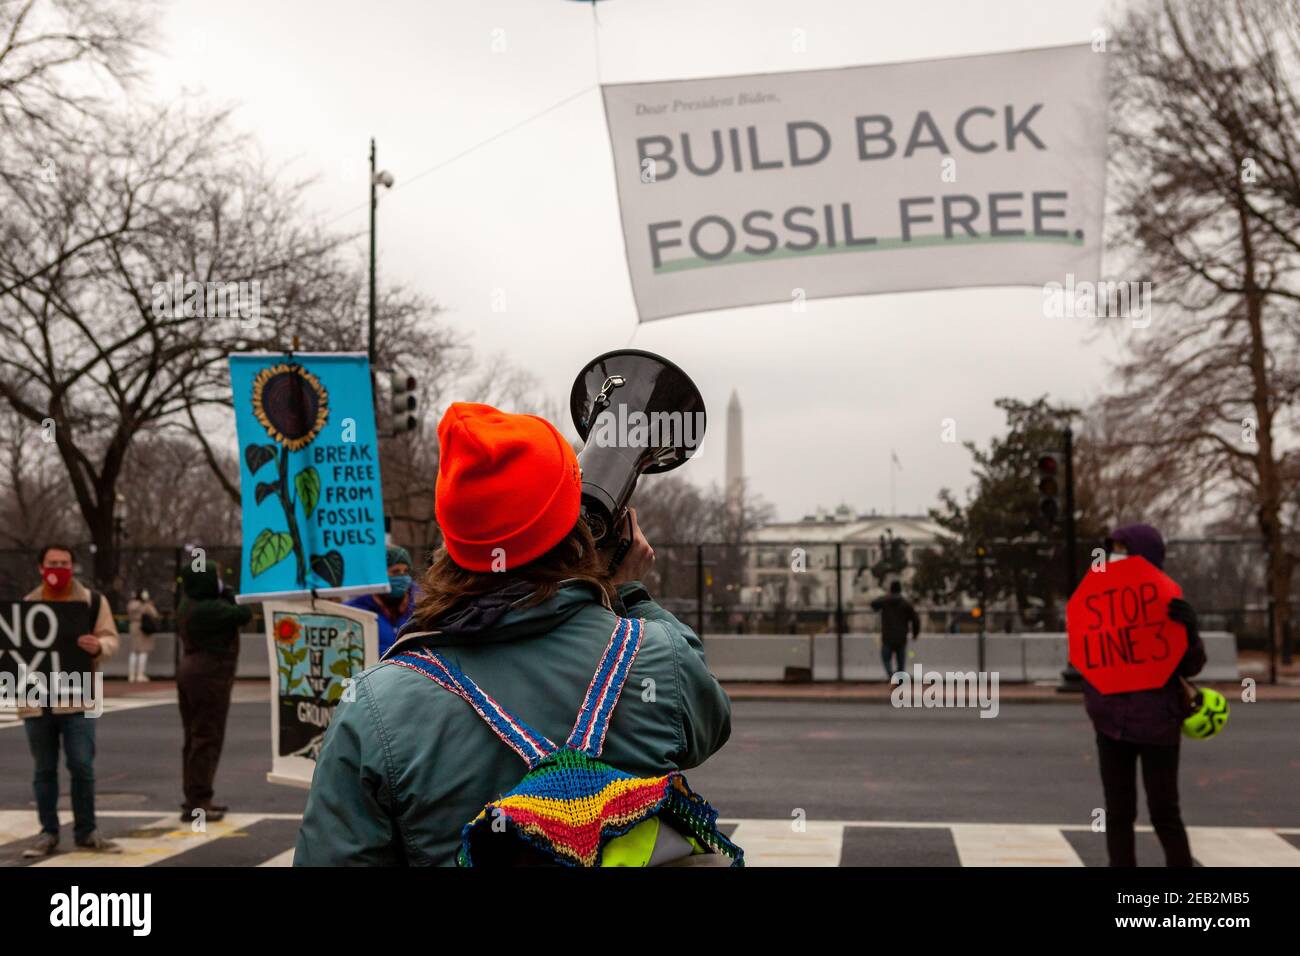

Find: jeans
881;643;906;678
24;711;97;842
1095;731;1193;867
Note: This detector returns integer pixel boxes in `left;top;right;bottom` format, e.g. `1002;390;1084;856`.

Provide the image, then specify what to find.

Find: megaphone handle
606;536;632;574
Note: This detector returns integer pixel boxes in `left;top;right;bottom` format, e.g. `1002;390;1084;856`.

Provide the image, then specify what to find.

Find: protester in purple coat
1083;523;1206;867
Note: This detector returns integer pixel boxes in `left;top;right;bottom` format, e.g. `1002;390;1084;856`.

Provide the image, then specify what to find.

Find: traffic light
1036;451;1062;525
390;371;418;434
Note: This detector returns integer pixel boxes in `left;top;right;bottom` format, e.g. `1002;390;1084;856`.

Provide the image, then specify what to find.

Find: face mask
1108;553;1128;563
388;574;412;599
42;566;73;590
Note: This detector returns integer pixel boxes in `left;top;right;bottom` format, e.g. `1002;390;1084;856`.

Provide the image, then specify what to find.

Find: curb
721;681;1300;704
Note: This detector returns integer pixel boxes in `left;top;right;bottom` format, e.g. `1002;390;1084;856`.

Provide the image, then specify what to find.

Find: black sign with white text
0;601;93;681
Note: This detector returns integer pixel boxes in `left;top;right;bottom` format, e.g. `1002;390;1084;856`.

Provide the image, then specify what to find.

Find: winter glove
1168;598;1203;670
1167;597;1197;630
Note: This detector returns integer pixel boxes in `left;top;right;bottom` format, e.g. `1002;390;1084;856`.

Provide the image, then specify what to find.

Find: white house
742;506;950;626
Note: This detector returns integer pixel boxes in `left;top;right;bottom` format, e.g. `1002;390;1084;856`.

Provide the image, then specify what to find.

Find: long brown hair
412;520;614;628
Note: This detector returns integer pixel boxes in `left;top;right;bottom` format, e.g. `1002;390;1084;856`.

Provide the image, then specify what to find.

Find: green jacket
293;581;732;866
179;566;252;655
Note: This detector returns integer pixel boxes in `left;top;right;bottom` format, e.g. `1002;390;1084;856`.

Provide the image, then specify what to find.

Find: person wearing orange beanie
434;402;584;572
296;402;734;866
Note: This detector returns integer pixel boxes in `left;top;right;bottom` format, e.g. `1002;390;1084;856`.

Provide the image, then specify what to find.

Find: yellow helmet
1182;687;1229;740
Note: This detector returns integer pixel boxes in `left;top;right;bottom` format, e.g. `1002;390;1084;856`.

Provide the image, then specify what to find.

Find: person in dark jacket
1083;523;1206;867
295;403;732;866
871;581;920;677
177;565;252;823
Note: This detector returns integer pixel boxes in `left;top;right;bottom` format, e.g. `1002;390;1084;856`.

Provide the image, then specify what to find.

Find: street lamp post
1057;425;1084;692
368;138;394;367
113;492;127;595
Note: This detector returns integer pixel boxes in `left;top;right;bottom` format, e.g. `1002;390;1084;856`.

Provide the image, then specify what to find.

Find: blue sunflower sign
228;352;389;603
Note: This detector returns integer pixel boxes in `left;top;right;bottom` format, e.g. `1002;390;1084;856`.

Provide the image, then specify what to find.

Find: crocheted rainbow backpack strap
389;616;743;868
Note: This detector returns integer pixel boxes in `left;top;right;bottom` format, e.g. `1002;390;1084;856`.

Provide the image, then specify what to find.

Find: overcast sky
145;0;1128;521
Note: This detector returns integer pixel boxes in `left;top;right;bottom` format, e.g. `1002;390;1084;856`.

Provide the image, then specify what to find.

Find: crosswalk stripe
1187;826;1300;867
3;812;1298;867
93;809;305;820
0;809;66;845
0;697;178;730
725;820;845;866
258;848;296;867
30;813;266;868
951;824;1085;867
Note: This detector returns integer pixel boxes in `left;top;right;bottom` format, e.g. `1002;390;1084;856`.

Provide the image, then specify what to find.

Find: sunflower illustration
251;363;329;451
243;359;345;591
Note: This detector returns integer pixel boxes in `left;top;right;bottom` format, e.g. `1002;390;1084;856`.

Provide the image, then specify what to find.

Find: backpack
87;590;107;631
388;615;744;867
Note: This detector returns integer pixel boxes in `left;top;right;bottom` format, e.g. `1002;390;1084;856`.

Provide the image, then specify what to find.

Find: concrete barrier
703;632;1239;683
698;634;813;680
1199;633;1240;681
98;630;1238;685
1019;632;1239;682
1021;635;1066;681
100;633;269;680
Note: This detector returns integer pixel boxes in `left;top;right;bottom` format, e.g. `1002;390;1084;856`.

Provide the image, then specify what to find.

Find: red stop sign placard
1066;556;1187;694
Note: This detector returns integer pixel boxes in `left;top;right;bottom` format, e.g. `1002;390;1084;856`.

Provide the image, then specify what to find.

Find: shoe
73;830;121;853
180;805;225;823
20;832;58;858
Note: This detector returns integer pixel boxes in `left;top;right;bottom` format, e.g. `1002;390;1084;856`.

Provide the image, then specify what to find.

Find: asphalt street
2;690;1297;866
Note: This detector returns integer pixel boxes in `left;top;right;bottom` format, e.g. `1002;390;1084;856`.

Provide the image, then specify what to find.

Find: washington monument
725;389;744;515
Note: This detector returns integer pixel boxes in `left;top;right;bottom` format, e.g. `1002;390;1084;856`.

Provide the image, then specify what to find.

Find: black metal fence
1;538;1290;655
649;538;1291;654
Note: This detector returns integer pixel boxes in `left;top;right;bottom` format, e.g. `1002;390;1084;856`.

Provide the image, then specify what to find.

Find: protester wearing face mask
125;589;160;683
345;545;419;658
1084;523;1206;867
19;544;121;857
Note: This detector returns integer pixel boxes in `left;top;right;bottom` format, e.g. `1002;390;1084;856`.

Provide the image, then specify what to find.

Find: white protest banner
600;44;1106;321
264;599;377;788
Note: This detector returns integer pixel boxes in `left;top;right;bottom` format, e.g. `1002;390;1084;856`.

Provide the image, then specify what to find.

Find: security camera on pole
369;137;394;369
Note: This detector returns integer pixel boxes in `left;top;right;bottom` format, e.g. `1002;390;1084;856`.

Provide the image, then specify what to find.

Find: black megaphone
569;349;706;556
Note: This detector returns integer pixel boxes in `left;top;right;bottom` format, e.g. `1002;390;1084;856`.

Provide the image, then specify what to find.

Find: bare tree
0;0;150;126
118;432;241;547
0;406;76;549
0;0;542;587
1104;0;1300;645
1075;402;1187;536
0;0;154;298
0;104;343;593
